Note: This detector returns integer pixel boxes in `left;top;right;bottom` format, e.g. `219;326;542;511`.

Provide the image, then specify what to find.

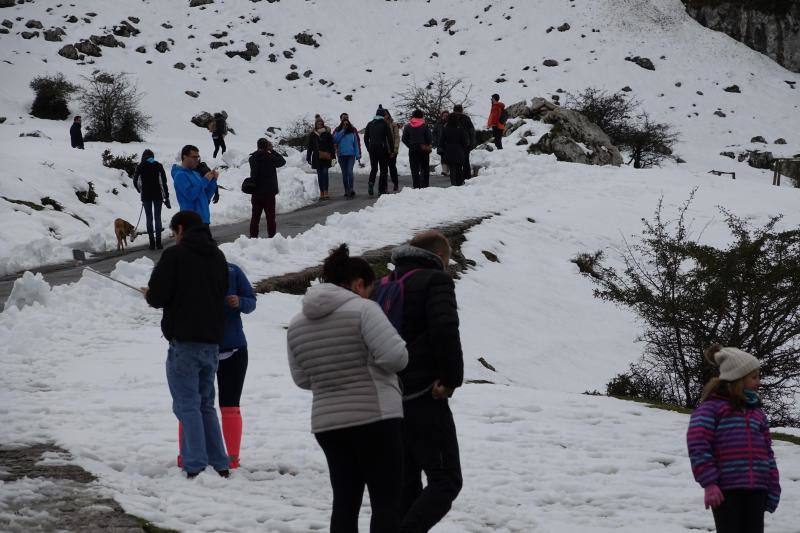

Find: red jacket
487;101;506;129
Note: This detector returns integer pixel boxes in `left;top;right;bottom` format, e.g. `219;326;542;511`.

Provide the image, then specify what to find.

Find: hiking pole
83;266;143;293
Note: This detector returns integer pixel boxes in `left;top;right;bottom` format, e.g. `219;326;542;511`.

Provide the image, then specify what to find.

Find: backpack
372;269;420;332
216;118;227;136
498;107;509;125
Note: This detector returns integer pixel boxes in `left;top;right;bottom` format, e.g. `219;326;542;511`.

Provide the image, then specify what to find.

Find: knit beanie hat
375;105;385;117
706;344;760;382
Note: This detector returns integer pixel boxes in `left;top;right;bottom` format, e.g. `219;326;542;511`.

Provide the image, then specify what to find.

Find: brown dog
114;218;137;250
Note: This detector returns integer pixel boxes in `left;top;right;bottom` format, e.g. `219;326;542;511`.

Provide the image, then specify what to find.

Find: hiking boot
148;232;156;251
368;183;374;196
393;184;399;192
155;233;163;250
186;471;201;479
216;469;231;479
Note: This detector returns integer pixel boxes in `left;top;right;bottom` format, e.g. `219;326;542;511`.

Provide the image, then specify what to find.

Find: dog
114;218;137;251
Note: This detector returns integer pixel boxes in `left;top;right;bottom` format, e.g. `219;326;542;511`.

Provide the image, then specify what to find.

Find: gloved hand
164;198;171;209
212;189;220;204
704;485;724;509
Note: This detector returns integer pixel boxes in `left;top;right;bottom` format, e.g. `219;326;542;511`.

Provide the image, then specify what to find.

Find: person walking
70;116;84;149
487;94;506;150
287;244;408;533
133;149;171;250
452;104;476;180
172;145;218;225
432;110;449;177
384;231;464;532
306;117;335;201
364;106;393;196
248;138;286;238
333;114;362;198
210;113;227;159
438;114;470;187
401;109;433;189
687;344;781;533
144;210;230;479
384;110;402;192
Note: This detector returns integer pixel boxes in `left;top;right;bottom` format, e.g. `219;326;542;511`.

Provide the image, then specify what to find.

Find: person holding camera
248;138;286;238
172;145;219;225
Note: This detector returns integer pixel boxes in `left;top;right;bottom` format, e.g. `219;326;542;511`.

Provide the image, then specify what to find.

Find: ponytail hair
322;244;375;287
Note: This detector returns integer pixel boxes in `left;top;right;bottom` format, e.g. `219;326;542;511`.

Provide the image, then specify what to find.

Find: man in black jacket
248;138;286;238
452;104;476;180
70;116;84;149
390;230;464;532
364;106;394;196
144;210;230;478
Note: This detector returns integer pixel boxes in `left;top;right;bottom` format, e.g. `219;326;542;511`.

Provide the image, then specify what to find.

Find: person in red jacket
487;94;506;150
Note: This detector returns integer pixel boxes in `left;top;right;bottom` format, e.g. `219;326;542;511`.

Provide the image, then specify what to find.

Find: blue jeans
166;342;229;473
142;200;163;236
339;156;355;194
317;166;330;193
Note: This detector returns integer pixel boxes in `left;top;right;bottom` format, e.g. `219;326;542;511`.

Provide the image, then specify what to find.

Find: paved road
0;172;450;307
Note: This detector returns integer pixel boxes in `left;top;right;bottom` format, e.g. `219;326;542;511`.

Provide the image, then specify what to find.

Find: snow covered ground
3;139;800;531
1;0;800;530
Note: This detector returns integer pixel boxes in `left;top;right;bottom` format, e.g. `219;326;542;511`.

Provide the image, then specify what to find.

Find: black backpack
216;118;227;136
499;107;509;125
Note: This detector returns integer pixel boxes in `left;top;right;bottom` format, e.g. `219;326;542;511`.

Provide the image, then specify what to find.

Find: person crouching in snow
687;344;780;533
176;262;256;470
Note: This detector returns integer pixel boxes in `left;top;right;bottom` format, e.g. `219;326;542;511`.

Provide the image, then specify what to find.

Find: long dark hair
321;244;375;287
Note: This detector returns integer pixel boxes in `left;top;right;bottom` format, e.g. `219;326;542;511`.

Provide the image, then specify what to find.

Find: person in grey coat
287;244;408;533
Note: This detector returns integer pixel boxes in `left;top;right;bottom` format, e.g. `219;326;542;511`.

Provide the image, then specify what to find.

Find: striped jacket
687;395;781;512
287;283;408;434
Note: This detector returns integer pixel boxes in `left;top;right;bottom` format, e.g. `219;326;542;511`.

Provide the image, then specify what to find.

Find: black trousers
315;419;403;533
712;490;766;533
408;150;430;189
492;127;503;149
216;347;247;407
368;145;390;193
213;135;227;158
400;396;462;533
388;153;399;187
462;150;472;180
448;161;465;187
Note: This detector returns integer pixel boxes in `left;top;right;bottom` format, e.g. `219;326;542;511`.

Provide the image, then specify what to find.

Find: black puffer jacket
70;122;83;148
452;112;476;149
133;160;169;202
390;245;464;395
402;121;433;151
306;129;335;170
249;149;286;195
146;226;229;344
364;118;394;152
438;122;470;166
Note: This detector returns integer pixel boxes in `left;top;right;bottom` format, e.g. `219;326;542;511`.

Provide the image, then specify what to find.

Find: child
687;344;781;533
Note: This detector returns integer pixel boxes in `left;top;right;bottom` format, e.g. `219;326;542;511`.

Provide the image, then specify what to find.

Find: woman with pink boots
179;263;256;471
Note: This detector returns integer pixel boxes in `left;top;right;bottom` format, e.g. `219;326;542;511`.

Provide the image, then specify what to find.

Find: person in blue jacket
176;262;256;470
172;144;219;225
333;114;362;198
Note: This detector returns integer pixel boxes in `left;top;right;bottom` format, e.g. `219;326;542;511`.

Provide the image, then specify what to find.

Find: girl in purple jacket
687;344;781;533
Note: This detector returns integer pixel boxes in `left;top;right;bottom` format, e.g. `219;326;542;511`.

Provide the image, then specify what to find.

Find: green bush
101;149;137;178
30;73;78;120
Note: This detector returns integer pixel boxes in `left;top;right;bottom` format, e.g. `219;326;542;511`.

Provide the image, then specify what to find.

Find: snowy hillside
0;0;799;274
1;0;800;531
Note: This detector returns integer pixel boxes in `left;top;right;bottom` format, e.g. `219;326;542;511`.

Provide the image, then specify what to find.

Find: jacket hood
180;226;219;256
302;283;360;319
409;118;426;128
171;163;199;179
391;244;444;270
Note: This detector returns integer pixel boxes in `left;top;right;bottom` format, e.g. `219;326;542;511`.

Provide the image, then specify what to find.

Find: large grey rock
155;41;169;53
683;1;800;73
189;0;213;6
505;100;531;119
746;150;774;170
0;0;16;8
58;43;79;60
75;40;102;57
44;27;66;41
191;110;227;128
528;100;623;166
90;34;122;47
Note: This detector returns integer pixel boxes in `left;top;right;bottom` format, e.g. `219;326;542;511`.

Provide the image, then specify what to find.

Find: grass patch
481;250;500;263
70;213;90;226
773;432;800;446
2;196;44;211
571;250;604;280
41;196;64;211
134;517;180;533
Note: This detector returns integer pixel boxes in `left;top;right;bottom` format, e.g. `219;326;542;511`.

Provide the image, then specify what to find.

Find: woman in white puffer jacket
287;243;408;533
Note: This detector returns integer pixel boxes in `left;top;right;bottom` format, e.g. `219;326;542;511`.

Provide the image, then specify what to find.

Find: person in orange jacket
487;94;506;150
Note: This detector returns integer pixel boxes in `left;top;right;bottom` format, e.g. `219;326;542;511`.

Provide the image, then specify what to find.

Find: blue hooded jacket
171;164;217;224
221;263;257;350
333;128;361;158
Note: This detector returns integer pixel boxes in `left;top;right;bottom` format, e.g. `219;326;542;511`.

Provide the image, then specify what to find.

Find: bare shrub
79;72;151;142
393;72;473;125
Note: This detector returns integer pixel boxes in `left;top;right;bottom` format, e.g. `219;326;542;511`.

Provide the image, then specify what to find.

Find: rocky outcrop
526;98;624;166
682;0;800;73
